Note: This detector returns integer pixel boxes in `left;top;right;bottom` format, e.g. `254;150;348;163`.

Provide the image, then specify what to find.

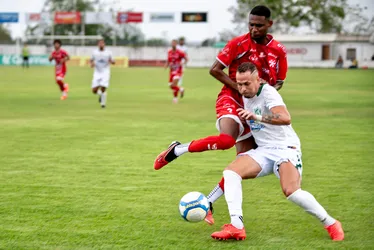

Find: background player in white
176;37;187;87
211;62;344;241
91;39;115;108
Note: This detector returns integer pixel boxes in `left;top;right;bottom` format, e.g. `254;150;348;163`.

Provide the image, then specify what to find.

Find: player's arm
237;106;291;125
109;52;115;65
209;40;238;90
61;53;70;64
209;60;238;90
183;53;188;65
49;53;53;62
274;49;288;91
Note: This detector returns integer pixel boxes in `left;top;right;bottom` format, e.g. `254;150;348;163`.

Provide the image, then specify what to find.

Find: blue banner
0;12;19;23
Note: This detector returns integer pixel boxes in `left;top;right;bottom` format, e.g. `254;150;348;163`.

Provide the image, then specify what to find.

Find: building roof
272;33;372;43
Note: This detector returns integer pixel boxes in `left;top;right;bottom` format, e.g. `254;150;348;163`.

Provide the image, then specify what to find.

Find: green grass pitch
0;66;373;249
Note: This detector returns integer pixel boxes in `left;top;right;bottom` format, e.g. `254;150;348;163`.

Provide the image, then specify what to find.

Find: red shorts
215;88;251;142
169;71;182;83
55;71;66;80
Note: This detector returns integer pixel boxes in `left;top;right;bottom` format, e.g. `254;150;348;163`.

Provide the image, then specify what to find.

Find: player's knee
218;133;236;150
282;185;300;197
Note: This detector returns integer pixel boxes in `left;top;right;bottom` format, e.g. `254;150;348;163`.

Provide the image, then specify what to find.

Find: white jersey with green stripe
243;84;301;149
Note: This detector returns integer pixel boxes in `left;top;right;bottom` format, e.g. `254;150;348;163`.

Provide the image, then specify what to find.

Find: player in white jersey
211;62;344;242
176;37;187;87
91;39;115;108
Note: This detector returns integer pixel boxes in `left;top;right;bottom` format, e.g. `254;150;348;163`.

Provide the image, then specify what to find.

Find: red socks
170;86;180;97
188;133;236;152
56;80;65;91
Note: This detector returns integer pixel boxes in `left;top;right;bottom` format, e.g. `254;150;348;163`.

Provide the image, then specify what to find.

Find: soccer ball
179;191;209;222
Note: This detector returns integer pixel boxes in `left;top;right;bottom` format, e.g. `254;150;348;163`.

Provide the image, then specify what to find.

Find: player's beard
251;33;267;44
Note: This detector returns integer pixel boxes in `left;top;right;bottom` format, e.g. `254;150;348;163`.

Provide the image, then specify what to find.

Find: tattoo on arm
263;113;281;123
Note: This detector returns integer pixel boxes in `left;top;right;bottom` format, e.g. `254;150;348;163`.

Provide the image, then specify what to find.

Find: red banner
117;12;143;23
54;12;81;24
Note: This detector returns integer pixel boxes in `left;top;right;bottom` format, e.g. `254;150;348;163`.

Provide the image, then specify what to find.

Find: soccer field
0;66;373;249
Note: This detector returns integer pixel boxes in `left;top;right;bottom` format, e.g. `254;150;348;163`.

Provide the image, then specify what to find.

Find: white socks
287;189;336;227
224;170;244;229
174;143;190;156
101;91;107;106
207;184;224;204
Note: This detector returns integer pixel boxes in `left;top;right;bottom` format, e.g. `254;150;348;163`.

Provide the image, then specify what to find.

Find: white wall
1;43;373;68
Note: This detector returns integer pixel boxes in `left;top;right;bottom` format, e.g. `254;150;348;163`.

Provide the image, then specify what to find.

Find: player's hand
274;80;284;91
237;108;256;120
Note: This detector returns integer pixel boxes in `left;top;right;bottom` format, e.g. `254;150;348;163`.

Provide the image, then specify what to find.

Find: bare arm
209;60;238;90
237;105;291;125
49;54;53;62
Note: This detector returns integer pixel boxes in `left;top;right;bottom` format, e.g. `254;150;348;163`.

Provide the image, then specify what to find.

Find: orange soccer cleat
60;95;67;100
154;141;180;170
211;224;246;241
325;220;344;241
205;209;215;225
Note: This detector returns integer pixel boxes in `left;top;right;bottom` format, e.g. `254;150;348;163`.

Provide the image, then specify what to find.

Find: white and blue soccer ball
179;191;209;222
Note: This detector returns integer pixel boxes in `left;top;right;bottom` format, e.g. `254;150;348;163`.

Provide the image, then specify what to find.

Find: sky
0;0;373;42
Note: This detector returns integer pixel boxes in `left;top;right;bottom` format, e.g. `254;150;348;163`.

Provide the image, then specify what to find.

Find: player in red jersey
49;39;70;100
165;39;188;103
154;5;288;222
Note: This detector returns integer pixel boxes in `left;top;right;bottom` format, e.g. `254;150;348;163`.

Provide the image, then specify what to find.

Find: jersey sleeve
216;39;238;68
264;85;286;109
277;45;288;81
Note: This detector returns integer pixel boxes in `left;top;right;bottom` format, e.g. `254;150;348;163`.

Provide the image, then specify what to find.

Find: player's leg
56;74;68;100
278;153;344;241
211;154;262;240
26;57;29;68
100;86;107;108
154;97;242;170
205;128;256;225
169;75;180;103
178;74;185;98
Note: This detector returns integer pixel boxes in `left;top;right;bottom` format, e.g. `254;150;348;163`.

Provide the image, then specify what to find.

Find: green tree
26;0;145;46
146;38;167;47
226;0;364;35
0;25;12;43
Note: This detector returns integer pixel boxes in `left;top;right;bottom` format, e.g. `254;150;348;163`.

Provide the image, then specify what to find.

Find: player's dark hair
237;62;258;74
53;39;62;45
250;5;271;19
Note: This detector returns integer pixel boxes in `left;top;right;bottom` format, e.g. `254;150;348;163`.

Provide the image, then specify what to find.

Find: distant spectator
348;58;358;69
371;54;374;61
335;55;343;68
22;44;29;68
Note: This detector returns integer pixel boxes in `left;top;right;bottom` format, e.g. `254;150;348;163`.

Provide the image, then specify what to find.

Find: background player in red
49;39;70;100
165;39;187;103
154;5;288;223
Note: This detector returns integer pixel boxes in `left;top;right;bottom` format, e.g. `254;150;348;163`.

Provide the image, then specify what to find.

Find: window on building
346;48;356;60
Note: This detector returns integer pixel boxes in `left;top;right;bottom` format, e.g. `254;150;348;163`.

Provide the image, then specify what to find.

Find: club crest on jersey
254;107;262;115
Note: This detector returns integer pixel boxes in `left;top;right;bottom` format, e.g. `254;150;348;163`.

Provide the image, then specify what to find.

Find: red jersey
216;33;287;97
167;49;186;75
51;49;69;75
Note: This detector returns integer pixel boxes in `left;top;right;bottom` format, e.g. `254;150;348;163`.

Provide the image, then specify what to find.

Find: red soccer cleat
325;220;344;241
211;224;246;241
205;209;215;225
154;141;180;170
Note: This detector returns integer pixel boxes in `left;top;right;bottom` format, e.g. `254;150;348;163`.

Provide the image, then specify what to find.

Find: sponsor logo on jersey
249;120;265;131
